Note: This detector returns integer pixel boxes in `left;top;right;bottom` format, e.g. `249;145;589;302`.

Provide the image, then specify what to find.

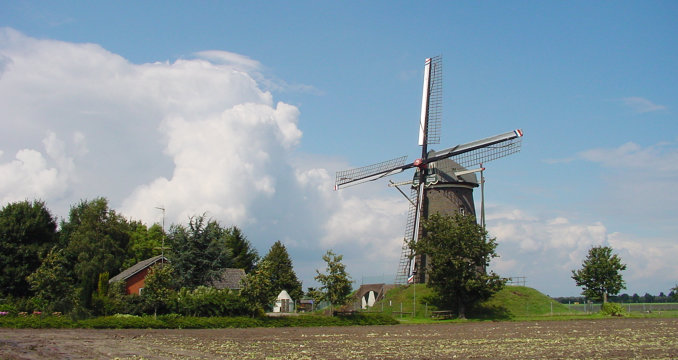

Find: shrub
172;287;252;317
600;302;625;317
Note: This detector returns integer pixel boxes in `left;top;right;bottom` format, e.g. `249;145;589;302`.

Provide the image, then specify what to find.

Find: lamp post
412;270;417;317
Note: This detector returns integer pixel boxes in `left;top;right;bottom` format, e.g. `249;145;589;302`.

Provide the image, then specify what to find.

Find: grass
365;284;678;323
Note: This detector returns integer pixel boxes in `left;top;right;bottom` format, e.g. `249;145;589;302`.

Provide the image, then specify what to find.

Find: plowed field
1;318;677;359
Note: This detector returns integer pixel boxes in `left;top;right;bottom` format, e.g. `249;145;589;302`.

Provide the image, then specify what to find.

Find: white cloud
194;50;262;71
0;28;406;286
487;203;678;296
0;132;78;204
621;97;667;113
578;141;678;224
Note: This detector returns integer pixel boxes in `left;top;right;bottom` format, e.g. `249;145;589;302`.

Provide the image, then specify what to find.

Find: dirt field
1;318;677;359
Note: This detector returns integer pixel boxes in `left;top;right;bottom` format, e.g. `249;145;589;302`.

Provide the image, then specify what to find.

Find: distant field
1;318;676;359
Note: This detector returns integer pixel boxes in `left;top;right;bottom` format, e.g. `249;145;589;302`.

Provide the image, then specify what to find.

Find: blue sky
1;1;676;297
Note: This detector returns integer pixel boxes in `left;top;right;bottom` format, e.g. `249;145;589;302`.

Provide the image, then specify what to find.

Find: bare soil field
1;318;677;359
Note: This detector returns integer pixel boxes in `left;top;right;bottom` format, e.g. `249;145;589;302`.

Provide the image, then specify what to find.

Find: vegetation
600;302;625;316
225;226;259;273
0;200;57;298
572;246;626;303
143;263;176;317
260;240;303;300
315;250;353;308
409;213;505;319
0;198;284;319
240;259;276;312
167;214;233;289
0;313;397;329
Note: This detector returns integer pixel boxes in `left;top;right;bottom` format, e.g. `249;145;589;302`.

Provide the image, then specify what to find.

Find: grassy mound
474;286;570;319
371;285;569;320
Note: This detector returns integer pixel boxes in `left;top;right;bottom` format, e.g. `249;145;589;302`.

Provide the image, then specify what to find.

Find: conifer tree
225;226;259;273
261;241;303;300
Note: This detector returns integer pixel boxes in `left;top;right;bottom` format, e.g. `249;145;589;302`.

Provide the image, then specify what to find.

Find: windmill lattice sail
334;156;408;190
333;56;524;286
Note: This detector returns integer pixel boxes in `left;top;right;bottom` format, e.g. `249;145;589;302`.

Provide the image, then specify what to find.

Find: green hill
369;284;569;320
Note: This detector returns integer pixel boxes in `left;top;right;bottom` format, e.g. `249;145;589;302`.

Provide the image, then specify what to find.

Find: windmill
334;56;523;284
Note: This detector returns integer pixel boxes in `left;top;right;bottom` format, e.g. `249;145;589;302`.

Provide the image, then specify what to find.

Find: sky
1;1;676;297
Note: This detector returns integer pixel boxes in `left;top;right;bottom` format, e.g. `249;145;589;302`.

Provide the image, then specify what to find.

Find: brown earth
1;318;677;359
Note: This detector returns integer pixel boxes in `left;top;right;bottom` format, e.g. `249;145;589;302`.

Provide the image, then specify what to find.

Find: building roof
276;289;292;300
211;268;246;290
109;255;168;283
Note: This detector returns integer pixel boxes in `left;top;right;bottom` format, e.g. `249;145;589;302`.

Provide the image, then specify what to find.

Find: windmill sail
333;55;523;285
419;56;442;147
334;156;409;190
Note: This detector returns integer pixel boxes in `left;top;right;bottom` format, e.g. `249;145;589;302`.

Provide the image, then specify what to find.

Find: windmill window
459;207;465;215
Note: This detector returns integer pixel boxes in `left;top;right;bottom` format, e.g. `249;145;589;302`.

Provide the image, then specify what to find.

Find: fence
566;302;678;313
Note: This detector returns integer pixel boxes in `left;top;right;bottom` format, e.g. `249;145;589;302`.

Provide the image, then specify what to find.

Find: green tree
261;240;303;300
142;262;176;317
123;222;163;269
314;250;352;308
240;259;276;312
167;215;232;289
225;226;259;273
410;213;505;319
571;246;626;303
671;285;678;301
26;248;77;313
60;198;131;308
0;200;57;297
305;287;324;310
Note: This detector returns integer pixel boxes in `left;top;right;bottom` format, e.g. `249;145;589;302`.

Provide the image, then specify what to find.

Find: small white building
273;290;294;313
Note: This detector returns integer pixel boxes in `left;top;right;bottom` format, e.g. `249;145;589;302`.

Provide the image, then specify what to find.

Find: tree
240;259;276;312
123;222;163;269
225;226;259;273
0;200;57;297
26;248;77;313
571;246;626;303
409;213;505;319
305;287;324;310
314;250;352;308
142;262;176;318
671;285;678;302
261;241;303;301
60;198;131;308
167;215;232;289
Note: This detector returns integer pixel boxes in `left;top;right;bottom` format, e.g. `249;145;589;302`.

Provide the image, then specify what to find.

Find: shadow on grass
468;304;513;320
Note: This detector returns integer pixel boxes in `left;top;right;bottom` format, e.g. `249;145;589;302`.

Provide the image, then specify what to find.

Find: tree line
0;199;353;317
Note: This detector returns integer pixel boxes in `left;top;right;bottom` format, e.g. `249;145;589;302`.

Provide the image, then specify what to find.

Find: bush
0;314;74;328
600;302;625;317
172;287;252;317
0;313;398;329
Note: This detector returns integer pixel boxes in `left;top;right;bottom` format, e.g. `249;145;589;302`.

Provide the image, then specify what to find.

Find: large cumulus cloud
0;28;408;285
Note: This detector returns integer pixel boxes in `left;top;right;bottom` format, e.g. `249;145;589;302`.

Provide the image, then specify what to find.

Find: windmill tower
334;56;523;284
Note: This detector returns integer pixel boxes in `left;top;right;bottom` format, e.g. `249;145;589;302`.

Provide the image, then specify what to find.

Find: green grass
367;285;591;322
479;285;570;318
